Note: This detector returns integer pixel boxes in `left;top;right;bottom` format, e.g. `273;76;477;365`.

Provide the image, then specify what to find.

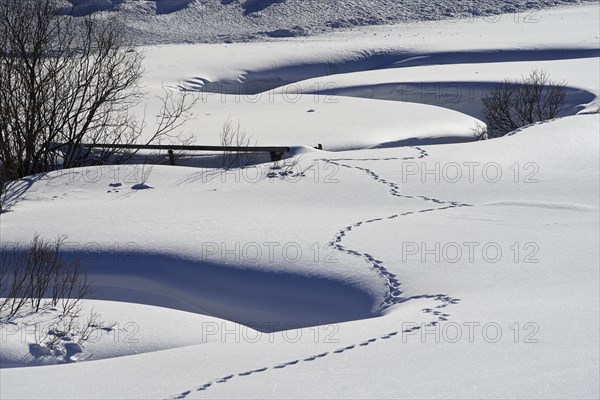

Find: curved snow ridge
505;112;600;138
186;48;600;95
0;300;243;369
57;251;377;333
262;56;599;123
169;294;458;400
294;81;598;119
141;92;483;151
481;200;598;212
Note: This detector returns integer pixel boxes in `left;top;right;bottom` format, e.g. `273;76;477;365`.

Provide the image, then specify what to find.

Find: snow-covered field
1;2;599;399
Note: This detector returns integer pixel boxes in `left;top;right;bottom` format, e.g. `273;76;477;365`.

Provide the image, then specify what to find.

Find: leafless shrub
58;261;91;317
220;120;258;169
168;134;195;163
137;163;154;187
482;70;566;137
75;309;110;345
31;307;114;363
471;121;488;141
0;234;90;321
267;157;311;179
1;234;107;363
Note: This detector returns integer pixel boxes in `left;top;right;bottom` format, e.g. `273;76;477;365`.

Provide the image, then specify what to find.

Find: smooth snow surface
0;3;598;400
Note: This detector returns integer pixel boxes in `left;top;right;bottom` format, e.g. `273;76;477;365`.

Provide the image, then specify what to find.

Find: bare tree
0;0;196;181
0;163;12;213
482;70;566;137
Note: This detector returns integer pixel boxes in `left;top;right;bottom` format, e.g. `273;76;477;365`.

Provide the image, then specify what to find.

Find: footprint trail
169;147;469;399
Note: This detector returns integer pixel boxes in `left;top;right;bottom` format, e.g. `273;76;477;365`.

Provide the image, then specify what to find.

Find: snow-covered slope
60;0;595;44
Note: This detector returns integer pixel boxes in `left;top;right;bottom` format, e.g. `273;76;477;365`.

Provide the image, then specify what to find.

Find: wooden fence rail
79;143;291;164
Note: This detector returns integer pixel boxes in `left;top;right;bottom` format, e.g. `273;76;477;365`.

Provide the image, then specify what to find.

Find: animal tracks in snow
325;147;471;312
169;147;468;399
169;294;458;399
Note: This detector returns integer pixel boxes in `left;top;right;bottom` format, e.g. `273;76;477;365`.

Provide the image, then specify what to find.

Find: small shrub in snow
482;69;566;137
471;122;489;140
220;120;258;169
30;308;113;363
131;162;154;190
0;235;90;320
1;235;113;364
267;157;311;179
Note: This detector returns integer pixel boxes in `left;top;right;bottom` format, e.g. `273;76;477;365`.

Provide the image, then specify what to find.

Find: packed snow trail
168;146;470;399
